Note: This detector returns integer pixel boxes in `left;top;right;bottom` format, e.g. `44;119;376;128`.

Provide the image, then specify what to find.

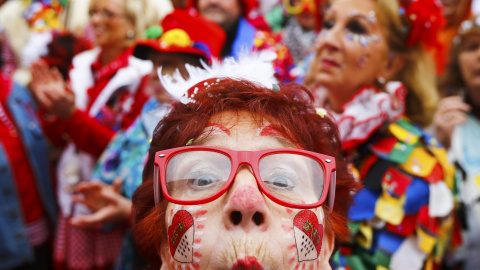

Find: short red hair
132;79;359;267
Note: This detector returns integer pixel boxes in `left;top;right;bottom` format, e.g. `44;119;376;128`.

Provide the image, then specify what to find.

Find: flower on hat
159;29;193;49
140;24;213;62
400;0;446;73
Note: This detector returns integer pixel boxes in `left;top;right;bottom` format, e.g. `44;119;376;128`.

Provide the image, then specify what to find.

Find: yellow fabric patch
389;123;419;145
424;257;434;270
430;148;455;188
356;223;373;249
375;194;405;225
417;228;437;254
475;175;480;190
399;147;436;177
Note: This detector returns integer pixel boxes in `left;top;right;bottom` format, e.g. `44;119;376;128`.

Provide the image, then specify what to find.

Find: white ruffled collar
317;82;407;152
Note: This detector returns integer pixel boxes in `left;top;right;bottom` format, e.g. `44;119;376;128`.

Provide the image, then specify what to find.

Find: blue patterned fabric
92;97;169;199
91;98;169;270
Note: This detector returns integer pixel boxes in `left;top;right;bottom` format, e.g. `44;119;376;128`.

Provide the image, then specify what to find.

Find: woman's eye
191;175;219;188
265;175;295;190
322;20;335;30
347;21;367;34
464;42;480;51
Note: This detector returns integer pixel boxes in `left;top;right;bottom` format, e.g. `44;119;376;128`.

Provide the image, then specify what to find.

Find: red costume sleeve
39;76;150;158
39;111;68;148
62;109;115;157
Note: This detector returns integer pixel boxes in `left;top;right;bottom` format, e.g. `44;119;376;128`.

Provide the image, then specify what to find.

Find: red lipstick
321;58;341;68
231;256;264;270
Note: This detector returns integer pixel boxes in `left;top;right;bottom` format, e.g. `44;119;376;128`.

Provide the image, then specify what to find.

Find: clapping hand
30;60;76;119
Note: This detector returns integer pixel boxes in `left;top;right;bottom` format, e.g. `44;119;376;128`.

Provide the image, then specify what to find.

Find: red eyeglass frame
153;146;337;210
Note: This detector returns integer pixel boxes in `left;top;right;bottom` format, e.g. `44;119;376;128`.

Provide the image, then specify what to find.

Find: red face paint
259;124;284;137
231;256;264;270
193;209;208;219
293;210;323;262
168;210;195;263
258;123;302;149
230;185;264;210
206;123;231;136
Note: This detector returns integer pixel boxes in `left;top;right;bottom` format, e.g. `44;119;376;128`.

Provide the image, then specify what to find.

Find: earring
377;76;386;85
126;30;135;39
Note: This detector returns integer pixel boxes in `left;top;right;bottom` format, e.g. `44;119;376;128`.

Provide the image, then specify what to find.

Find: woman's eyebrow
258;124;298;148
349;13;377;25
206;123;231;136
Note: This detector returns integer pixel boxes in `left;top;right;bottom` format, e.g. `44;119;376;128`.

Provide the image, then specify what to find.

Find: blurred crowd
1;0;480;269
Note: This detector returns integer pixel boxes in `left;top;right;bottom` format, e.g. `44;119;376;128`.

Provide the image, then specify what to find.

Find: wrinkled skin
311;0;402;112
160;111;335;270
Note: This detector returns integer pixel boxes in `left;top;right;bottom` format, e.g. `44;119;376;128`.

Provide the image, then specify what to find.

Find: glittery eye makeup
346;32;381;47
320;9;381;47
345;11;381;47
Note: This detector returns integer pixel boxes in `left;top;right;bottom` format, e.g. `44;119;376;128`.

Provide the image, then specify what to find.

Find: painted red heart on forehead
293;210;323;262
168;210;194;263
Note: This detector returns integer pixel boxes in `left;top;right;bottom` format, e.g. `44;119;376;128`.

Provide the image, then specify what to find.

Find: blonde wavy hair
306;0;438;127
89;0;159;44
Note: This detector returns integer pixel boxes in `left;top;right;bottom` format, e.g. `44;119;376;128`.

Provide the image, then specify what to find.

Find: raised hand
70;179;132;228
30;60;76;119
433;96;471;148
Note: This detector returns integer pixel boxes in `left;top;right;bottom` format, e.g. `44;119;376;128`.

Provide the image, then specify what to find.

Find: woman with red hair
131;62;358;269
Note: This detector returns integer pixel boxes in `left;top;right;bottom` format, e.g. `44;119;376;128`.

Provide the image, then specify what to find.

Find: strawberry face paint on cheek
168;210;194;263
293;210;324;263
167;205;208;269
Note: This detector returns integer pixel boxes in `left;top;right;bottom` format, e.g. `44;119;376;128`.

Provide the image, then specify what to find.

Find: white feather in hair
158;50;279;101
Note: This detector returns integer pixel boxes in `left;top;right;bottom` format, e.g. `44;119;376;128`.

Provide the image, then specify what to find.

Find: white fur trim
69;49;153;116
88;56;152;116
69;48;100;110
159;50;279;100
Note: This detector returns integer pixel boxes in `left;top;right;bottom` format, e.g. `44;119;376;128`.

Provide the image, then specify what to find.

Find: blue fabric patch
348;188;381;221
403;177;429;214
376;230;404;255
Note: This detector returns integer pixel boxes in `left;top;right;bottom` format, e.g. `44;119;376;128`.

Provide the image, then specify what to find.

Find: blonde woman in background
305;0;458;268
29;0;160;269
64;0;172;37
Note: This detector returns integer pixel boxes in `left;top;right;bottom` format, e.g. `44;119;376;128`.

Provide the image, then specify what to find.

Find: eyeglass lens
165;150;325;206
88;9;121;19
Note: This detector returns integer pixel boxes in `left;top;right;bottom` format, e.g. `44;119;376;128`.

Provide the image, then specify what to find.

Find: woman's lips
231;256;264;270
321;58;341;68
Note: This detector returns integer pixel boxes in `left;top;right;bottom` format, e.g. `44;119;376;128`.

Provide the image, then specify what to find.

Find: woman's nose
223;170;269;231
316;27;342;51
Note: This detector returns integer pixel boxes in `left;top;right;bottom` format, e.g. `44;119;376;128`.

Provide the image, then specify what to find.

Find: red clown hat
133;9;226;63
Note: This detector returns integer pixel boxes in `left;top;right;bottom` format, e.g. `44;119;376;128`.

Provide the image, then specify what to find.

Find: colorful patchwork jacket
324;83;460;269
